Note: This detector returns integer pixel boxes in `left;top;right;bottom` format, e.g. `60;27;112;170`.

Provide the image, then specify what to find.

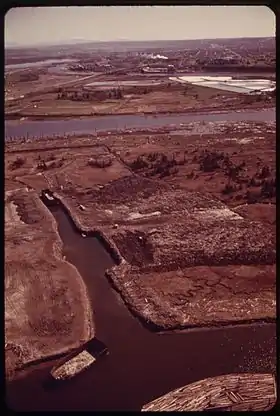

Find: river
6;203;276;411
4;108;275;140
5;59;77;71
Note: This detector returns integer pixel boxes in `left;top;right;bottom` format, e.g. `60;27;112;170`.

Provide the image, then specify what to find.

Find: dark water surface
6;205;276;411
5;108;275;140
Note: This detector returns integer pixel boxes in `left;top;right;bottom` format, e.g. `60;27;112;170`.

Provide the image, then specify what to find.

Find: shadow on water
6;204;276;411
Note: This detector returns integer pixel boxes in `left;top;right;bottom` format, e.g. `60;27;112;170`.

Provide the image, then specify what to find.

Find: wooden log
142;373;276;412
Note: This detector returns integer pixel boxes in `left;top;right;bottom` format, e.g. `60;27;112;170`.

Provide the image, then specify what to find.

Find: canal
6;203;276;411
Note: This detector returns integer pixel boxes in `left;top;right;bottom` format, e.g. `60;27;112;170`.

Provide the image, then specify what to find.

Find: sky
5;6;275;47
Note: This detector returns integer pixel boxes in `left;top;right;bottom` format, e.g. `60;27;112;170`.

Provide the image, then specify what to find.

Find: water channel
6;203;276;411
5;59;77;71
4;108;275;140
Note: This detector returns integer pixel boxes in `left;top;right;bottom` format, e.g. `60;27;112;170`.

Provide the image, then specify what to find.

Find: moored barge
41;189;58;206
50;338;108;382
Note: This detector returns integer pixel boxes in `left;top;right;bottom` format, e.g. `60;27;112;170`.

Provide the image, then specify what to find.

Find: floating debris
41;189;58;206
128;211;161;220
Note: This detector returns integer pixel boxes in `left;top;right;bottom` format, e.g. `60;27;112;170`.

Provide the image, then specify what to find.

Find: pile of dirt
112;230;154;266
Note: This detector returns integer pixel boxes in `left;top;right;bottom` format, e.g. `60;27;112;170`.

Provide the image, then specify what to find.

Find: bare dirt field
5;188;93;380
5;67;103;117
108;123;276;211
5;77;275;119
5;70;78;105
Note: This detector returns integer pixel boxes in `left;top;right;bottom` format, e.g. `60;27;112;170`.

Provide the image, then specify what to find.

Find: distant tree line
129;152;187;178
57;87;123;102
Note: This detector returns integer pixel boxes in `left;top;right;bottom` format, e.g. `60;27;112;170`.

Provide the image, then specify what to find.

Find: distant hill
5;36;275;52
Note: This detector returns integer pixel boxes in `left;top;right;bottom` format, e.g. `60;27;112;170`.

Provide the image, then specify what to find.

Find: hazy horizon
5;6;275;48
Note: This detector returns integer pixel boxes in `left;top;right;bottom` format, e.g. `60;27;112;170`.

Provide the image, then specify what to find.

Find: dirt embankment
5;189;93;380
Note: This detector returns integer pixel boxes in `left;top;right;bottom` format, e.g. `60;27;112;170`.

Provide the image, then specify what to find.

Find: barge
50;338;108;382
40;189;58;206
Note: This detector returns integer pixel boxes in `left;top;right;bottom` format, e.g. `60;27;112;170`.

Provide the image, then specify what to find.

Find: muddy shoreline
5;102;275;121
